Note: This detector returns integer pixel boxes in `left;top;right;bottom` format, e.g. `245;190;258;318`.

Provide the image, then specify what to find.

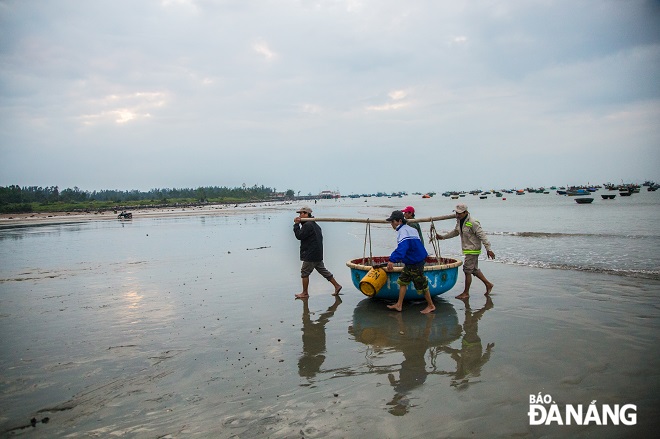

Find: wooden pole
300;214;456;224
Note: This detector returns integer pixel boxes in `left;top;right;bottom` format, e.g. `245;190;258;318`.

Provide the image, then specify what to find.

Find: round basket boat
346;256;462;301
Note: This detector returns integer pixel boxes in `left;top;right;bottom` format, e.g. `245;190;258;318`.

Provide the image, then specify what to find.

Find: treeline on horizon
0;184;294;214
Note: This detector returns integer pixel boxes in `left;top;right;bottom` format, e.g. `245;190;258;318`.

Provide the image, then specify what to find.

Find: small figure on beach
293;206;342;299
435;203;495;299
385;210;435;314
401;206;423;244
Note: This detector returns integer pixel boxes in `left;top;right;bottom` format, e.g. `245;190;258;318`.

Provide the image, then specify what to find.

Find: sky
1;0;659;195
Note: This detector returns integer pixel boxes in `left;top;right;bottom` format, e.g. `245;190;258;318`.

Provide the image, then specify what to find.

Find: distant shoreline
0;201;296;228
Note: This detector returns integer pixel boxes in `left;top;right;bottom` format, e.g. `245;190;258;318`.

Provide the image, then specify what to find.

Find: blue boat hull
347;256;462;301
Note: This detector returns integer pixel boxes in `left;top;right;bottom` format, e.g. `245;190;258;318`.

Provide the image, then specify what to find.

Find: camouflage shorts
396;263;429;294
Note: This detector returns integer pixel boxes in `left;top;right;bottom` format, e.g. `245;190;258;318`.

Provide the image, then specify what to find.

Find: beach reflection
297;296;342;380
441;297;495;390
348;297;495;415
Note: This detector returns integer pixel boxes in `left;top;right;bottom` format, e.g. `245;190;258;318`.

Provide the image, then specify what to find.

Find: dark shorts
301;261;334;280
463;254;481;274
396;262;429;294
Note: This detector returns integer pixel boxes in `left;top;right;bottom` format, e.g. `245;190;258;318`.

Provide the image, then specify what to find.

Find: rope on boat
429;219;442;261
362;219;374;266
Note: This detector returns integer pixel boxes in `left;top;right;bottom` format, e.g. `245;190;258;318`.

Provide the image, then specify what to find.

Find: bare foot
295;293;309;299
485;283;494;295
387;303;402;312
420;306;435;314
455;292;469;300
332;285;343;296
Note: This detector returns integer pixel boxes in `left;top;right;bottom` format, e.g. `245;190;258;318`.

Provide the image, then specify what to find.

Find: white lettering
620;404;637;426
584;403;602;425
601;404;619;425
528;396;637;427
545;404;563;425
565;404;582;425
528;405;546;425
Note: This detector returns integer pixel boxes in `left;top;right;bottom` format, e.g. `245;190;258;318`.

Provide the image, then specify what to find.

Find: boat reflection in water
348;297;495;415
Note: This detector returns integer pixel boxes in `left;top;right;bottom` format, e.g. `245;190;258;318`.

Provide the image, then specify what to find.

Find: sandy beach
0;201;297;228
1;195;658;438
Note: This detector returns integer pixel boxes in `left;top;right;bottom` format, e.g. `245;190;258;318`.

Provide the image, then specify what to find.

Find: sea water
0;190;658;438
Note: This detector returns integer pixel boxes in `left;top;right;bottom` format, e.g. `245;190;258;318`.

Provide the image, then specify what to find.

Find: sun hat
454;203;468;213
401;206;415;214
296;206;313;214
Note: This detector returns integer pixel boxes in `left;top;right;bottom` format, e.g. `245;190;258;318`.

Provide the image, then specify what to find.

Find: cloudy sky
1;0;659;195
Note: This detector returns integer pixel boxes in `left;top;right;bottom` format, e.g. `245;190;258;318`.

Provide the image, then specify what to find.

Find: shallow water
1;193;659;437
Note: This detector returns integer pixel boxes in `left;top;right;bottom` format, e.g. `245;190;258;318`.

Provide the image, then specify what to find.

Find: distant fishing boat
567;189;590;196
575;198;594;204
601;194;616;200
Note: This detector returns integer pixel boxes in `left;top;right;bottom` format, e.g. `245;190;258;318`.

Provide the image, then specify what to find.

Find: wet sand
1;207;658;438
0;201;295;228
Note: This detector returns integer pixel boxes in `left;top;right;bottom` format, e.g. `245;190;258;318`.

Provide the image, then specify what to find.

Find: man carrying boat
435;203;495;299
293;206;343;299
385;210;435;314
401;206;423;244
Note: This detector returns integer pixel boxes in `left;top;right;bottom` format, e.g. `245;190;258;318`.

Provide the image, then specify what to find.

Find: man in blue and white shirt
385;210;435;314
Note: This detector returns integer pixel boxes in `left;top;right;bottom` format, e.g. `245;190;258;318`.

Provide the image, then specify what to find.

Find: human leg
388;265;417;311
456;273;472;299
420;290;436;314
296;261;314;298
296;276;310;299
411;265;434;314
387;284;407;312
474;269;494;295
315;261;343;295
456;255;478;299
329;277;343;295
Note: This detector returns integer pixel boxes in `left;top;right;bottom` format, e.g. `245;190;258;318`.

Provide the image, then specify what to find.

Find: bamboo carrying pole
299;214;456;224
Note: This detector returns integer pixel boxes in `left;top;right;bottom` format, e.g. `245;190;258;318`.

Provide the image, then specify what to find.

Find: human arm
293;220;313;240
386;239;412;271
471;220;493;255
435;226;460;241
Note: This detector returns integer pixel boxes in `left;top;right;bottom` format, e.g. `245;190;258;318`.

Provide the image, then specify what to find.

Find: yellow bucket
359;267;387;297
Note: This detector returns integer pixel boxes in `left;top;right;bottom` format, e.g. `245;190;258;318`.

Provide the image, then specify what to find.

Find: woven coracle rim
346;256;462;272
